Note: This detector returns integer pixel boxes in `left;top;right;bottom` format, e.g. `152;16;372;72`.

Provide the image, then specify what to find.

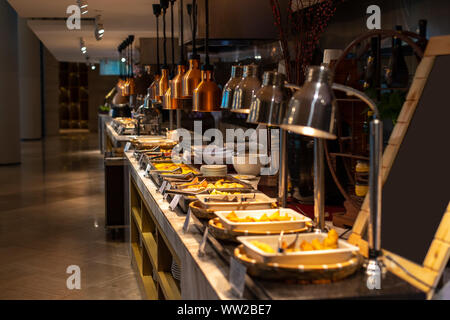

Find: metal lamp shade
281;66;337;140
192;68;221;112
163;82;173;109
171;64;188;99
157;67;170;98
247;71;288;126
164;81;184;110
182;58;202;98
150;76;162;106
231;65;261;114
221;65;243;109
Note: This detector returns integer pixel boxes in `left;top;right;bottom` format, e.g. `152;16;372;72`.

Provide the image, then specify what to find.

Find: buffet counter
125;151;426;300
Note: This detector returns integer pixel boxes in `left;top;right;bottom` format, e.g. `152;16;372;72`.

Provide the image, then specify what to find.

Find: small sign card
183;208;192;233
198;227;209;257
124;142;131;152
169;194;182;211
163;183;171;200
229;257;247;298
158;181;168;194
139;154;145;168
144;164;151;177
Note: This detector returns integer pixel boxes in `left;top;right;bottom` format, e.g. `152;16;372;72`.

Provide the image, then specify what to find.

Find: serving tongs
165;188;209;196
277;231;299;254
134;146;161;154
134;146;161;158
203;195;240;203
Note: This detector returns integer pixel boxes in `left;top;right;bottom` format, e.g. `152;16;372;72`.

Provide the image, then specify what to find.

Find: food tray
208;218;309;243
237;233;360;265
176;189;261;214
171;175;254;192
132;138;177;151
196;193;277;211
147;161;201;187
215;208;311;233
234;245;362;282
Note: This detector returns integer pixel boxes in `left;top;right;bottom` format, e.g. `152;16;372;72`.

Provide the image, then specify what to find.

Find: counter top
125;151;426;300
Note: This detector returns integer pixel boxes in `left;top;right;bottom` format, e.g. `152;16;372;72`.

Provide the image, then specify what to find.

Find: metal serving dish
174;188;259;214
167;176;256;213
147;161;201;187
170;175;254;192
237;233;360;265
195;193;277;211
131;138;177;151
139;154;181;170
215;208;310;233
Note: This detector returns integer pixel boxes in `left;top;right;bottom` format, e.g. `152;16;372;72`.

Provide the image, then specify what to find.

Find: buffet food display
125;136;360;277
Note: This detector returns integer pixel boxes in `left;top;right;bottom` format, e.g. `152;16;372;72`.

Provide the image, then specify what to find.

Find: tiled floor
0;134;143;300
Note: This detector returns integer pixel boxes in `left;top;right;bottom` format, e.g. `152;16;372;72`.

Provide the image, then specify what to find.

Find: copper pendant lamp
158;0;170;100
149;4;162;105
181;0;201;99
171;0;188;101
192;0;221;112
163;0;181;110
128;36;136;96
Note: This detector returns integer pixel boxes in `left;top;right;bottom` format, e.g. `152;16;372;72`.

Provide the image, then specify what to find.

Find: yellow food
210;190;241;195
182;178;244;191
225;210;294;223
297;230;339;252
250;241;275;254
249;230;339;254
153;163;196;175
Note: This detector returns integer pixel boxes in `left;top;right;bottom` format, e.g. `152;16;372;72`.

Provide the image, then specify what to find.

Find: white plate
215;208;311;232
238;233;360;265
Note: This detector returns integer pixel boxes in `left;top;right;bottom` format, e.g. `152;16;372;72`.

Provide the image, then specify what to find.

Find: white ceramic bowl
232;154;263;176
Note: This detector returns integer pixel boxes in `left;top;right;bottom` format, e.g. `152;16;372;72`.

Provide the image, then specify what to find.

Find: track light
80;37;87;54
94;15;104;41
77;0;88;14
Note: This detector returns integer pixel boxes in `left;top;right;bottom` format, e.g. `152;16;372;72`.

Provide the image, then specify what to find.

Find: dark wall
88;69;117;132
43;47;59;136
320;0;450;50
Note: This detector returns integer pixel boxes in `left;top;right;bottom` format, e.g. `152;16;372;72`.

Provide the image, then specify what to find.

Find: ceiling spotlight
77;0;88;14
94;15;104;41
80;37;87;54
91;64;96;70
